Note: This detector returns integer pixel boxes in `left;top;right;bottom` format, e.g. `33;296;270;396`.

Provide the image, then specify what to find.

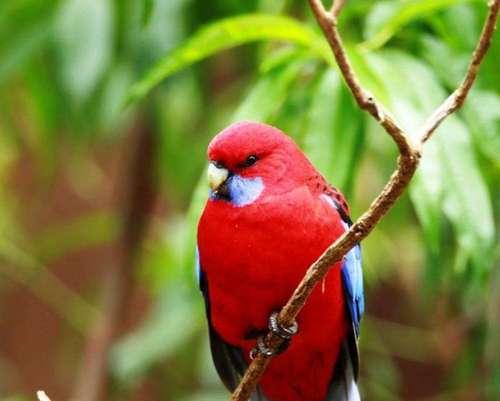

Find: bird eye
243;155;258;168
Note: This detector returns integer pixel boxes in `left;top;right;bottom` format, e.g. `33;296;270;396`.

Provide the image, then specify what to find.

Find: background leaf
231;57;306;123
126;14;330;104
302;69;365;196
55;0;113;103
362;0;478;50
368;51;495;282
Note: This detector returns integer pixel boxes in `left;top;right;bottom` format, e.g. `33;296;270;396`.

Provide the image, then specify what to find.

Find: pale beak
207;163;229;191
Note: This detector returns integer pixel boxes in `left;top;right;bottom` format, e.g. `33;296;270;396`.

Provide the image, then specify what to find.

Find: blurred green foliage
0;0;499;401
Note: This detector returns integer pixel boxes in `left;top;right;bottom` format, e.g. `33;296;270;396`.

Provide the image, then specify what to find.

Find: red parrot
197;121;364;401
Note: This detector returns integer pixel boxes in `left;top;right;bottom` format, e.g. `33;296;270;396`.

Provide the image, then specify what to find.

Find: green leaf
0;0;57;83
302;69;365;196
440;119;495;273
110;285;203;383
23;57;66;159
0;239;98;332
0;24;51;84
420;35;469;89
97;62;134;130
55;0;113;103
364;52;445;256
440;3;479;49
272;69;319;142
361;0;478;51
0;396;30;401
142;0;154;27
32;211;119;263
126;13;330;104
406;142;444;255
462;90;500;166
367;51;495;274
347;46;389;105
231;58;305;123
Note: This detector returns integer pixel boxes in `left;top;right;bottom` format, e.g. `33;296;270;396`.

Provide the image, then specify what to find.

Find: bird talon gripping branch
249;312;299;360
249;336;275;360
268;311;298;340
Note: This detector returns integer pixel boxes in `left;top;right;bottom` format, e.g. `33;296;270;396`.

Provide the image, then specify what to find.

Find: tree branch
419;0;500;143
330;0;346;17
71;120;158;401
309;0;416;156
230;1;499;400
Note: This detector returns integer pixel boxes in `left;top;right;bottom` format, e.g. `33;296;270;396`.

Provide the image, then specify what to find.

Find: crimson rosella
197;121;364;401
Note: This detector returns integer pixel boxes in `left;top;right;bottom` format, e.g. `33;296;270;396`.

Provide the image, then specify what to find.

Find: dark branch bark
230;1;499;400
71;120;158;401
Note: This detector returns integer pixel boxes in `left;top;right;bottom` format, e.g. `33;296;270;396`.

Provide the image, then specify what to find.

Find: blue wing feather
341;243;364;337
321;193;365;337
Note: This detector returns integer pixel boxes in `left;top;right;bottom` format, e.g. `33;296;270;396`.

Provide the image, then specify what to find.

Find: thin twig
331;0;346;17
230;1;499;400
37;391;52;401
419;0;500;142
309;0;415;156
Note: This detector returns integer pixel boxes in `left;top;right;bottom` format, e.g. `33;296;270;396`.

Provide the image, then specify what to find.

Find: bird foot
249;312;298;359
268;312;298;340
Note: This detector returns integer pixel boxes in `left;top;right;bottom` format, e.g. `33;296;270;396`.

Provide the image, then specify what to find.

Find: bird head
206;121;313;206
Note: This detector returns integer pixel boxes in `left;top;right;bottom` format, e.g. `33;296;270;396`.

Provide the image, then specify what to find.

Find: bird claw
268;312;298;340
249;312;298;359
249;336;275;359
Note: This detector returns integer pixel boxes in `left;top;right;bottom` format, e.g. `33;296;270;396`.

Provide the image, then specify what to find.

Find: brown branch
330;0;346;17
71;120;158;401
230;1;499;400
419;0;500;143
309;0;415;156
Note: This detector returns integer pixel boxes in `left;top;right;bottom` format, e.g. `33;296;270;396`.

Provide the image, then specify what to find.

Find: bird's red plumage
198;122;351;401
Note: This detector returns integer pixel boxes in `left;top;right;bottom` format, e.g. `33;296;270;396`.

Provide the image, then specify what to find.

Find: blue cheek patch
209;175;264;207
228;175;264;206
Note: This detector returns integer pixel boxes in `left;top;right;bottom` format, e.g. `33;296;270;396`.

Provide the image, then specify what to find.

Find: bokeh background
0;1;499;401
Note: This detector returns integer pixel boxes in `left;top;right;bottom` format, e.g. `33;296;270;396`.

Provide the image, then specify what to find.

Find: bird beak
207;162;229;191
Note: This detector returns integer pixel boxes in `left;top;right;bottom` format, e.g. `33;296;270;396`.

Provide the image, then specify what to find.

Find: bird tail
325;340;361;401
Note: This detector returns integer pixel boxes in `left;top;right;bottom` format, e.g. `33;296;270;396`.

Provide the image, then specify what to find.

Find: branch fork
231;1;499;400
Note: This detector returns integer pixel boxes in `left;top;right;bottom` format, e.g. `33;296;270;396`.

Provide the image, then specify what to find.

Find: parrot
196;121;364;401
